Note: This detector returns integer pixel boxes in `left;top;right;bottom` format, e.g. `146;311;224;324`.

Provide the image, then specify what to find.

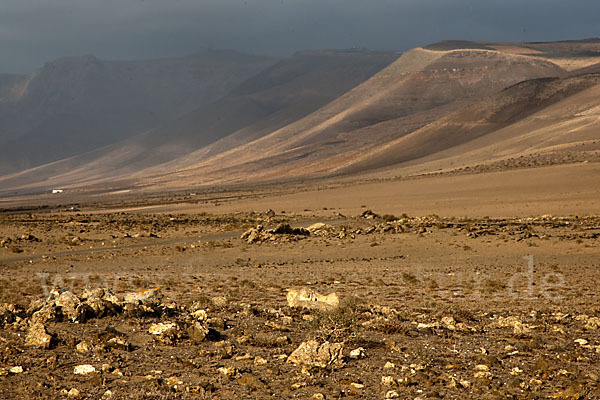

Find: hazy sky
1;0;599;73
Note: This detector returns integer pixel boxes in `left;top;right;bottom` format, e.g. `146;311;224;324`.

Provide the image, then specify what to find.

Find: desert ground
1;163;599;399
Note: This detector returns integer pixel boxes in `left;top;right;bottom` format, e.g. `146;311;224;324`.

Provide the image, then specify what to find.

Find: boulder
287;341;344;369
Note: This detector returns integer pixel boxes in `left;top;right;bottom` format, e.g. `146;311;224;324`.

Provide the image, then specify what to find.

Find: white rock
74;364;96;375
148;322;179;337
349;347;366;359
67;388;80;397
9;366;23;374
217;366;237;377
286;288;339;311
575;338;589;345
383;361;396;369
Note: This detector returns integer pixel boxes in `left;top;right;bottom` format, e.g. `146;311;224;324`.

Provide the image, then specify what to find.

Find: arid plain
1;159;600;399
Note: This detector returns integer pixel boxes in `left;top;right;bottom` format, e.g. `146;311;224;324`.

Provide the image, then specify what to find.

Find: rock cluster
241;223;309;244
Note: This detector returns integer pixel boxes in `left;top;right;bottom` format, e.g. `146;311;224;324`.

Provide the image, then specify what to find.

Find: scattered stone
214;340;235;359
9;366;23;374
148;322;182;344
254;356;268;365
349;347;366;359
489;316;531;335
187;321;209;343
165;376;184;387
73;365;96;375
287;341;344;369
286;288;339;311
217;366;237;378
107;336;132;351
24;322;55;349
66;388;80;398
384;362;396;369
381;376;396;386
76;341;91;354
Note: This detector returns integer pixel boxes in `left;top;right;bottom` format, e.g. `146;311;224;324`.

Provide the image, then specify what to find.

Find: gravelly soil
0;210;599;399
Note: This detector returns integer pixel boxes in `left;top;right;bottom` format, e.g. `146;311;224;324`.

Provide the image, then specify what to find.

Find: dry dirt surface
0;207;599;399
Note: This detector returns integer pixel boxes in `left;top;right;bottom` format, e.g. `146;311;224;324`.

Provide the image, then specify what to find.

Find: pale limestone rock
287;341;344;369
286;288;339;311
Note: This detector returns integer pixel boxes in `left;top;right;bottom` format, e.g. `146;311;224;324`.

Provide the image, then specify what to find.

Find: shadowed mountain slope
0;51;276;173
0;50;399;192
